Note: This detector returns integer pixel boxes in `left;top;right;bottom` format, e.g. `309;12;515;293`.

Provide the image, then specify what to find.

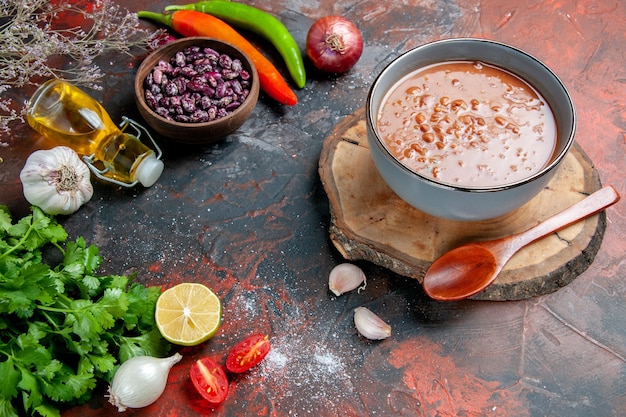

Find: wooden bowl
134;37;259;144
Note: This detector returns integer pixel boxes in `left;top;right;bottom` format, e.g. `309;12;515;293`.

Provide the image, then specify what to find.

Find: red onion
306;16;363;73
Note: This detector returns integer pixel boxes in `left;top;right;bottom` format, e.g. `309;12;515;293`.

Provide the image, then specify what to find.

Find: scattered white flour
257;330;358;415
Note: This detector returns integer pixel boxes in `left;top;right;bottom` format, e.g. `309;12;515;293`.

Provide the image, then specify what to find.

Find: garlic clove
354;307;391;340
328;263;367;296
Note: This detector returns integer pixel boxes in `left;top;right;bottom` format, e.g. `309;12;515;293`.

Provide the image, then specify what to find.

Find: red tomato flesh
190;357;229;404
226;334;271;373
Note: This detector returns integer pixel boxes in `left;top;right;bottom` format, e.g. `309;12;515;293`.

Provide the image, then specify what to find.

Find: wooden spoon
422;186;620;301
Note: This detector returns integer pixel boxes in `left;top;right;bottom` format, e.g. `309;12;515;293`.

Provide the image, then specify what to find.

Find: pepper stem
137;11;174;28
163;4;195;12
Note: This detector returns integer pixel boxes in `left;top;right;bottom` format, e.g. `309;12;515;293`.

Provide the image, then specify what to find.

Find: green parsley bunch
0;206;170;417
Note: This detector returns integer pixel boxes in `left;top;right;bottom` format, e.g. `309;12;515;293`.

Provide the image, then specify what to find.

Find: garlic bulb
107;353;182;412
329;263;367;296
20;146;93;215
354;307;391;340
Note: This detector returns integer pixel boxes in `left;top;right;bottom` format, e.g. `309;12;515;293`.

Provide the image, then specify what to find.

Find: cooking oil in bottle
26;79;164;187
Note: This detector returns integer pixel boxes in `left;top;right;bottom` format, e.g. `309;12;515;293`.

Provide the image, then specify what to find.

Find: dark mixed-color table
2;1;625;416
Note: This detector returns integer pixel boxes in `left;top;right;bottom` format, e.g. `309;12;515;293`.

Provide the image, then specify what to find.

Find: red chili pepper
138;10;297;106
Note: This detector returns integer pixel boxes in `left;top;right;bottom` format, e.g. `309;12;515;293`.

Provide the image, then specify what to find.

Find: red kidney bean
203;48;220;61
149;84;161;96
207;106;217;120
217;96;232;108
200;95;211;109
187;80;206;93
215;83;227;99
164;81;179;96
206;72;221;87
159;97;170;107
218;54;232;68
221;69;239;80
155;107;170;118
174;51;186;67
143;45;252;123
170;96;181;107
231;80;243;95
231;59;242;73
181;95;196;113
226;101;241;112
179;66;197;78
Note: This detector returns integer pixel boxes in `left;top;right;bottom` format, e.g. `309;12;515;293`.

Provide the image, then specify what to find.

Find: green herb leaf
0;399;20;417
0;207;170;416
118;328;172;362
0;359;20;399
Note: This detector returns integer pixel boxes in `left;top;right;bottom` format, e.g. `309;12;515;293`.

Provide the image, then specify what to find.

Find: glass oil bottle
26;79;164;187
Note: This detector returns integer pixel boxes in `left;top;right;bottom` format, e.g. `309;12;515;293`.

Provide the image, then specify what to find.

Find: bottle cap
135;154;164;187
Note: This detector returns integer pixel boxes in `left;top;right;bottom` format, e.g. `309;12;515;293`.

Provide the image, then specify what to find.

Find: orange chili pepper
138;10;297;106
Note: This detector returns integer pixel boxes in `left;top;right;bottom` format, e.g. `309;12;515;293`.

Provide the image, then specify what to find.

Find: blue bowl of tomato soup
366;38;576;221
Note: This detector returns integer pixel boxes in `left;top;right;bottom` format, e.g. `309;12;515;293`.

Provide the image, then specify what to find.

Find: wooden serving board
318;107;606;301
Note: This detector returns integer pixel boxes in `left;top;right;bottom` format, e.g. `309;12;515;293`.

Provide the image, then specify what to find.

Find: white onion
107;353;182;412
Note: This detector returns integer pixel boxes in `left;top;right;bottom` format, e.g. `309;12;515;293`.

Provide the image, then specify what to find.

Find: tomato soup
376;61;557;187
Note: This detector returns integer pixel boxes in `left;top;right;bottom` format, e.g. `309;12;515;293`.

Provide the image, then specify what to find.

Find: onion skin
306;16;363;73
107;353;182;412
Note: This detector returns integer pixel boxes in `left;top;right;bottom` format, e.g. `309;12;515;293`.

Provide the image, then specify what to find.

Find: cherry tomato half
226;334;271;373
190;357;229;404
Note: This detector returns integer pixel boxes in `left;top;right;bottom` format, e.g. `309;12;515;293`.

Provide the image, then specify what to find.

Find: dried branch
0;0;163;134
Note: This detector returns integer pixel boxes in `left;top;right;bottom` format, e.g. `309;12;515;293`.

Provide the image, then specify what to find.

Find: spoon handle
514;186;620;248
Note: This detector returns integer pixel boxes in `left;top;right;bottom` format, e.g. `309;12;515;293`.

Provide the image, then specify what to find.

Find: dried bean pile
143;46;252;123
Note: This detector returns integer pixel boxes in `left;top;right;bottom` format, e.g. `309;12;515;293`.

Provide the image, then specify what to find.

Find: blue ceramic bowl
366;38;576;221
